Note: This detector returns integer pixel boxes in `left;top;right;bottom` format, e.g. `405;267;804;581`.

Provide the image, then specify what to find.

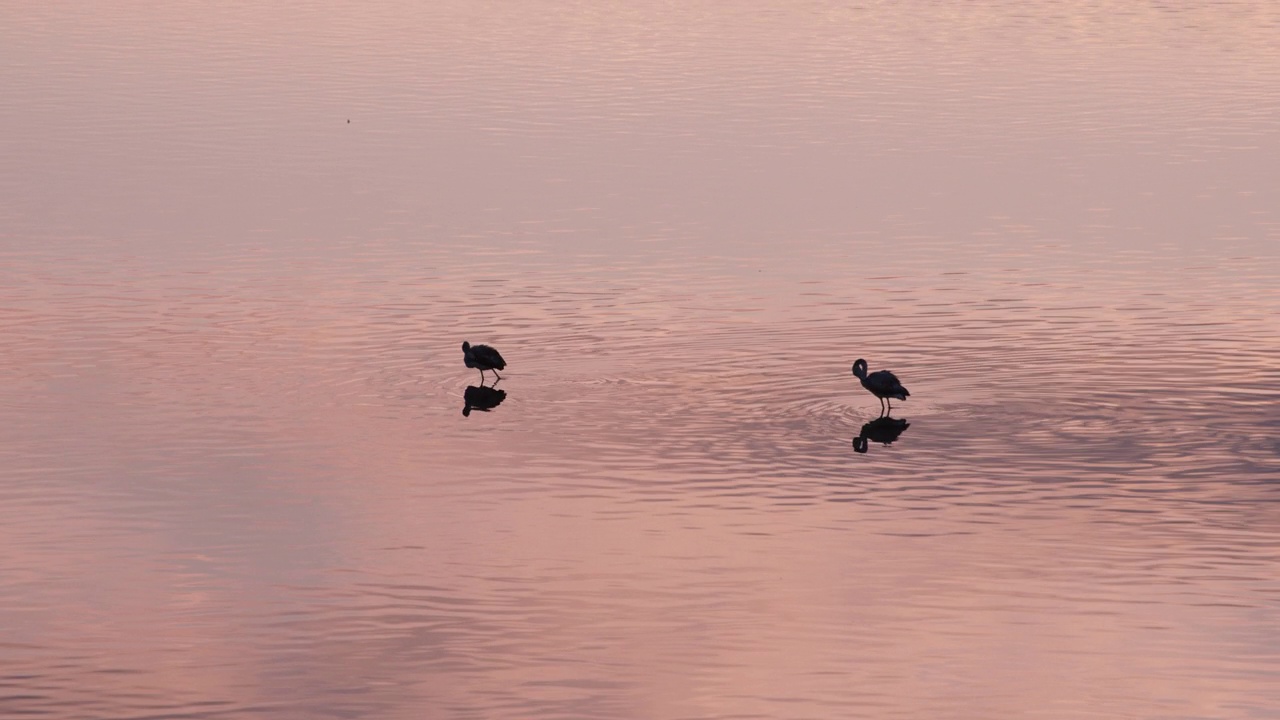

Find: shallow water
2;2;1279;718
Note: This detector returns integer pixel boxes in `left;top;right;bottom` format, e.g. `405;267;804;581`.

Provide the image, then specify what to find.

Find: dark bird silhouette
853;415;910;454
852;358;910;413
462;341;506;382
463;384;507;417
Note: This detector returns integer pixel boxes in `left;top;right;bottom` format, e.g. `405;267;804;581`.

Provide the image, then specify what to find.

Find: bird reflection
853;415;910;454
462;383;506;417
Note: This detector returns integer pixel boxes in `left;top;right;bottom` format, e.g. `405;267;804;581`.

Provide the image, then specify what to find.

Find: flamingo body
852;358;909;413
462;341;506;382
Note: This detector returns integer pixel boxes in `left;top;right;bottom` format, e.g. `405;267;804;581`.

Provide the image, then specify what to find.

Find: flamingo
852;358;909;414
462;341;506;383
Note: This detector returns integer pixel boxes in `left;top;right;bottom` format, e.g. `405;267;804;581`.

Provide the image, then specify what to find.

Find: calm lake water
3;2;1279;718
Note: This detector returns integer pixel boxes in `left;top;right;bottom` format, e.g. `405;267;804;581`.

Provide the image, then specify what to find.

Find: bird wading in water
462;341;506;383
852;358;909;414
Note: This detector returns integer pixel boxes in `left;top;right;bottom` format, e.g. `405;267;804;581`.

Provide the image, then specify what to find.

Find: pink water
2;3;1278;718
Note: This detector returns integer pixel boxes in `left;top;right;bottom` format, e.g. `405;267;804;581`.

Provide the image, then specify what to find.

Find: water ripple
3;2;1280;719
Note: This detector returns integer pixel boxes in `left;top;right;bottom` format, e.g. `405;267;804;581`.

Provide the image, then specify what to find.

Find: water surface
2;2;1279;718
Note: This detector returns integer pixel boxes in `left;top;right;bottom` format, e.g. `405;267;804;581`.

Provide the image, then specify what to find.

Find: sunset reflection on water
2;2;1278;718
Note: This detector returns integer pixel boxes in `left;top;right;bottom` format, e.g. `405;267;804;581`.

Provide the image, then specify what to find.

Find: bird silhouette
852;358;909;413
853;415;910;454
462;341;506;383
463;384;507;416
